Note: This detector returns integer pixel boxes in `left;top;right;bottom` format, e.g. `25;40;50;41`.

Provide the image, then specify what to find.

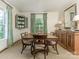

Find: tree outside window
0;9;5;39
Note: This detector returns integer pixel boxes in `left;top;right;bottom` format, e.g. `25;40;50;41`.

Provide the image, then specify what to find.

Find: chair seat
21;32;32;54
47;39;59;54
47;40;56;45
23;40;32;44
32;34;48;59
35;44;45;49
51;41;56;44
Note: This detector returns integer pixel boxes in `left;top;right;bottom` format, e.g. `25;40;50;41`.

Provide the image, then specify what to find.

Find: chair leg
47;46;49;55
33;54;35;59
52;45;54;48
31;45;34;55
52;45;55;50
55;44;59;55
31;43;35;55
44;51;46;59
21;45;26;54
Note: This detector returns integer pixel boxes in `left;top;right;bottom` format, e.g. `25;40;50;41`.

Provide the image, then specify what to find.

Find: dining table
22;33;58;40
22;33;58;54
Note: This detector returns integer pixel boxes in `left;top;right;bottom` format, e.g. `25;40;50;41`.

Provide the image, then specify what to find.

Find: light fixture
73;15;79;30
58;21;62;24
55;21;62;30
73;15;79;21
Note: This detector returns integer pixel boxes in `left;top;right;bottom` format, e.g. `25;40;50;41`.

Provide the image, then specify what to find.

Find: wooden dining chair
20;32;32;54
47;32;59;54
31;34;48;59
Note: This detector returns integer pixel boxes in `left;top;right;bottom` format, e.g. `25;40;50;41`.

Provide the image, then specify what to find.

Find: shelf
15;15;28;29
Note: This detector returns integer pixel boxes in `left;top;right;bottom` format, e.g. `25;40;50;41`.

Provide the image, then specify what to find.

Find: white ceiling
4;0;76;12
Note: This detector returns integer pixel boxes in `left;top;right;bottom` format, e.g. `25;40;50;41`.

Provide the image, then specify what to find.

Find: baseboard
0;39;21;53
0;48;8;53
12;39;21;46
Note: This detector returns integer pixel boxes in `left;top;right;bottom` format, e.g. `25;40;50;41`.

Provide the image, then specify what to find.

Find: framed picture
70;12;75;21
64;4;76;29
70;12;76;29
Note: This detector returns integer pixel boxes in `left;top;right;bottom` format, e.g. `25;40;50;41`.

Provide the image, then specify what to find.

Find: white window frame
0;7;7;40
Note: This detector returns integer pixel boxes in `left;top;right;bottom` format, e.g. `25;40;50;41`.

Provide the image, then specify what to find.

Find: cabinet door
56;30;62;43
67;32;74;51
61;32;67;47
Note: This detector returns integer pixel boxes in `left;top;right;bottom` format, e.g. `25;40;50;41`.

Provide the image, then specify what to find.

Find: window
0;9;5;39
35;14;44;32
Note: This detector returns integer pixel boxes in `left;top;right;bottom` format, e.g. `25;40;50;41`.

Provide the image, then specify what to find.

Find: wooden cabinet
55;30;67;48
74;32;79;54
66;31;74;52
61;31;67;48
55;30;79;55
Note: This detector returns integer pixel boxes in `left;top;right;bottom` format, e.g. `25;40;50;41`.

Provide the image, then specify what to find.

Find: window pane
35;14;44;32
0;9;5;39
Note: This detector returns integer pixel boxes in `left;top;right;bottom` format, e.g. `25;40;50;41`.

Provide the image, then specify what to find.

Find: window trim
0;7;7;39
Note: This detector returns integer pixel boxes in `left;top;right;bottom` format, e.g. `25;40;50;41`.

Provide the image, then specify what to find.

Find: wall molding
1;0;13;8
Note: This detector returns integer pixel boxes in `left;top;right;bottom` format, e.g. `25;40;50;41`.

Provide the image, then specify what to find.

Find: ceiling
4;0;76;12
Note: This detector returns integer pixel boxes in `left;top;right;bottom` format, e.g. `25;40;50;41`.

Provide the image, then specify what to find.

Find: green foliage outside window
0;10;4;39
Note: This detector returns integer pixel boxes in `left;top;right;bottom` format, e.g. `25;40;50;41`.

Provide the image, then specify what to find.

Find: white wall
22;12;59;33
47;12;59;33
12;8;23;42
23;12;31;33
77;0;79;15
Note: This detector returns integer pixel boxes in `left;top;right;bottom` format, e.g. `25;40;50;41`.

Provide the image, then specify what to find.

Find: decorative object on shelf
15;15;28;29
55;21;62;30
73;15;79;30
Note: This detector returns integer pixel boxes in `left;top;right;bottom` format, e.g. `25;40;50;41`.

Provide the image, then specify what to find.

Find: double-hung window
35;14;44;32
0;9;5;39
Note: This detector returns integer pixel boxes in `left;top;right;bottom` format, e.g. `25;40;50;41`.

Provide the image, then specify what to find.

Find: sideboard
55;30;79;55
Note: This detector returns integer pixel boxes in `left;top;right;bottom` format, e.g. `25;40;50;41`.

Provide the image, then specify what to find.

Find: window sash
0;9;5;39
